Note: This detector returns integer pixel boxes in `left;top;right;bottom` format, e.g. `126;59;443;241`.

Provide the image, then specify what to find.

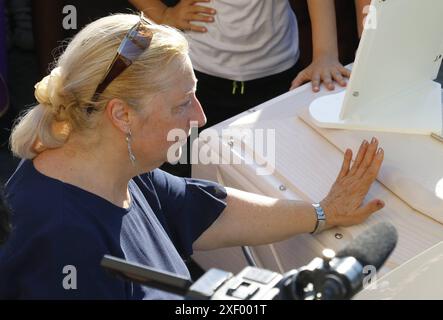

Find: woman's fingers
349;140;369;175
354;199;385;221
355;138;379;178
326;138;384;228
349;149;384;223
337;149;352;180
362;147;384;181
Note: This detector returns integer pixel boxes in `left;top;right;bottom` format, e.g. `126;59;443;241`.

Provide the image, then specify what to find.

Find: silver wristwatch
311;203;327;235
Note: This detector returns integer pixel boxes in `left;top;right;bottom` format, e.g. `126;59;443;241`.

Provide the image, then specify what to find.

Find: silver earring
126;129;136;165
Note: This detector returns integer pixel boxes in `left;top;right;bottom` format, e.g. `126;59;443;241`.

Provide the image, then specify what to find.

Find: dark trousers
196;63;302;129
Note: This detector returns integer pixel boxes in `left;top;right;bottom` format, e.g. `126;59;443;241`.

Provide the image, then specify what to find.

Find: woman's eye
181;100;192;108
178;100;192;110
173;99;192;113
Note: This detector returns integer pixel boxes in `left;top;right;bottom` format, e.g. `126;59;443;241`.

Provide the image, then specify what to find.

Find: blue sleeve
136;170;227;259
0;223;128;299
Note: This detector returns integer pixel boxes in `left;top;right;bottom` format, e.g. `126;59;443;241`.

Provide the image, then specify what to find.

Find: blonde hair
10;14;189;159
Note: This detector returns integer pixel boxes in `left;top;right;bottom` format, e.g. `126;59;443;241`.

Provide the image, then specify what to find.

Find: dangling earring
126;128;136;165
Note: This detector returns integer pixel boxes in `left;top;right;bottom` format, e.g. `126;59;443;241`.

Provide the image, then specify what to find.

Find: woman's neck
33;143;135;208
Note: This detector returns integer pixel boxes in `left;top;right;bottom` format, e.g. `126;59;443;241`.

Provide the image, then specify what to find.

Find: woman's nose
191;97;207;128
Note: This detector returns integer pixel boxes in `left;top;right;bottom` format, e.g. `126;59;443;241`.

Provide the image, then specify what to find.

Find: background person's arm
129;0;168;23
291;0;351;92
194;138;384;251
129;0;216;33
355;0;372;37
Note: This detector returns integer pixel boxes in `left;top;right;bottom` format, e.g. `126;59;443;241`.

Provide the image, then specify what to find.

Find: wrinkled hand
321;138;385;228
162;0;216;33
290;54;351;92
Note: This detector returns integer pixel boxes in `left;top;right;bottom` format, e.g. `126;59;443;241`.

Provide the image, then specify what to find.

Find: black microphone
323;222;398;299
286;222;398;300
335;222;398;270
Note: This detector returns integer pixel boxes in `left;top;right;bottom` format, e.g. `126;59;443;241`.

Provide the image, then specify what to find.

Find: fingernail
377;147;384;154
363;140;368;146
371;137;376;144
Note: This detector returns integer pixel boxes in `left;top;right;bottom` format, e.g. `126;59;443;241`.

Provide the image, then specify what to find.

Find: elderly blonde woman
0;14;384;299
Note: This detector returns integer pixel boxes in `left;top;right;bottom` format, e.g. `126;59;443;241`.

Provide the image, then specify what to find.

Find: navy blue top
0;160;227;299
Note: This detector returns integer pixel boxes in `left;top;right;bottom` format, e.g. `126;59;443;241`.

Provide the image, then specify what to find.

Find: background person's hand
321;138;385;228
162;0;216;33
290;54;351;92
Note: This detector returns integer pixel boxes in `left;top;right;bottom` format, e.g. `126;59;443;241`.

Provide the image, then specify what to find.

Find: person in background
355;0;370;38
130;0;351;129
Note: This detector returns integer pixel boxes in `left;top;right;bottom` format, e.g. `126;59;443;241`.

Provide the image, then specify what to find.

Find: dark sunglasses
89;13;153;108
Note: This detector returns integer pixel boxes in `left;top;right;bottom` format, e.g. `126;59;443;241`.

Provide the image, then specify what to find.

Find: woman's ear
105;98;132;133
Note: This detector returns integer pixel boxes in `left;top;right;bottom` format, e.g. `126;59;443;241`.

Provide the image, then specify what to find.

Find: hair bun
34;67;65;111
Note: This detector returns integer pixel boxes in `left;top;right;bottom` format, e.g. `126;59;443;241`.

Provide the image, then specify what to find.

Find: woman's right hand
321;138;385;229
162;0;216;33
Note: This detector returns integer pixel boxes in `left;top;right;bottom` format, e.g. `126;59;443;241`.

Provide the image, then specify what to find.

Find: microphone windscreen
336;222;398;270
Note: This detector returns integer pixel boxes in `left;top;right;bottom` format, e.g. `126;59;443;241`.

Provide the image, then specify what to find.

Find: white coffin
191;81;443;299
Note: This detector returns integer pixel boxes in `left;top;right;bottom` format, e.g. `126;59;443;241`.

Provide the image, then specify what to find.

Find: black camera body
186;253;364;300
186;266;286;300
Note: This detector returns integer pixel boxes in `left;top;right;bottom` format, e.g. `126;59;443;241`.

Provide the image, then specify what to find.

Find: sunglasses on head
89;13;153;109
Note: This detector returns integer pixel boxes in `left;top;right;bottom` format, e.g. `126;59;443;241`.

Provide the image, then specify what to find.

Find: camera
101;222;397;300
